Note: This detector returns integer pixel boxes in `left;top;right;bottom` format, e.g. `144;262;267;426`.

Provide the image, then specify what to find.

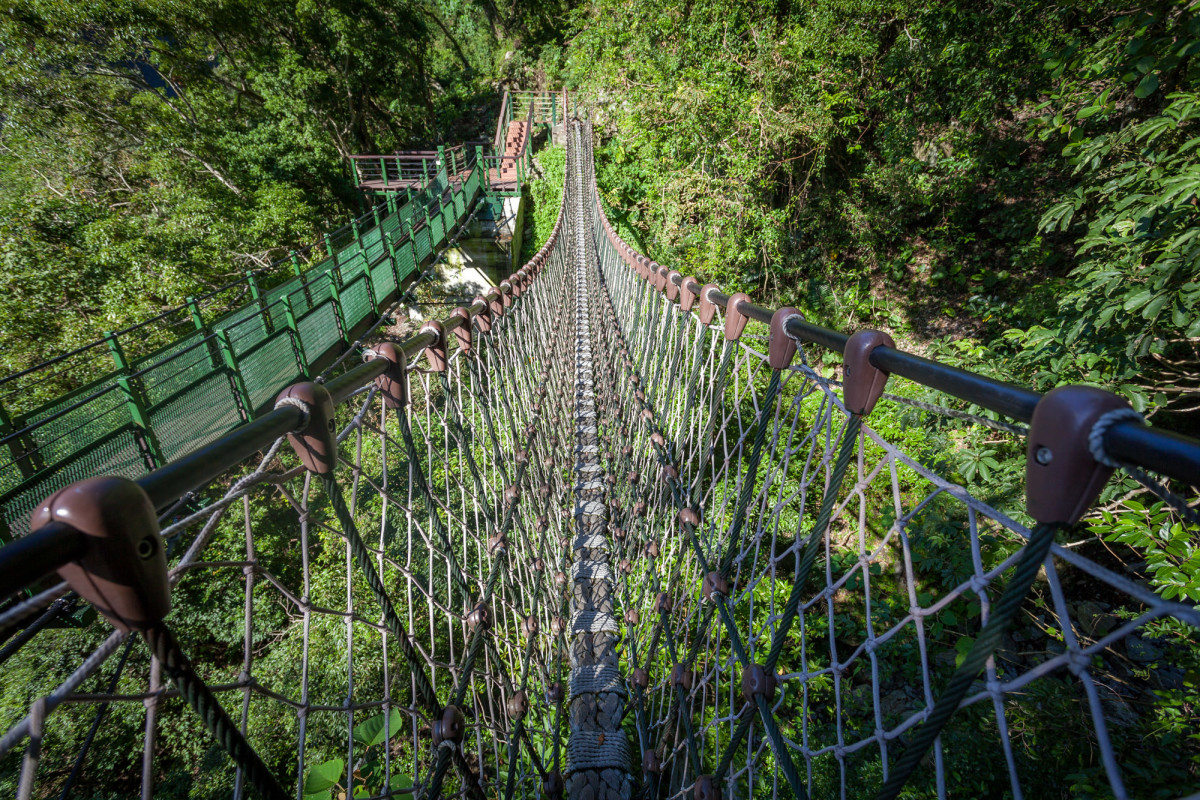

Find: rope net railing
578;111;1200;800
1;114;1199;800
0;160;485;546
0;128;581;800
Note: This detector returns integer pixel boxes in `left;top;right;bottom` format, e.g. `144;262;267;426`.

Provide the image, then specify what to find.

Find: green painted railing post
323;234;351;346
423;205;436;252
422;157;430;185
360;249;379;314
187;297;252;421
477;146;489;194
187;297;223;371
0;398;44;479
552;93;558;128
245;271;273;334
404;220;421;268
384;231;403;290
386;193;397;216
290;251;313;308
448;147;457;178
380;157;388;189
437;145;446;178
105;332;164;469
280;294;310;379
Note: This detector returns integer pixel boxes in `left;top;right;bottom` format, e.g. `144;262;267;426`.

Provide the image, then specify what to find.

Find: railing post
380;157;388;189
323;234;351;347
352;158;360;187
187;297;252;422
245;271;273;334
404;220;421;268
105;332;165;469
0;398;44;479
361;249;379;314
384;231;402;291
280;293;311;379
478;146;489;193
290;251;313;308
386;192;397;217
186;297;223;371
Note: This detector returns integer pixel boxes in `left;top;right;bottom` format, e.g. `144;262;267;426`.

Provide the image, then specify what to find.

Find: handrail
595;198;1200;488
0;167;564;601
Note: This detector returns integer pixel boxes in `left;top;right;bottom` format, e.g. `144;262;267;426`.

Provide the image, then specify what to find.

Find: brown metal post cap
506;690;529;718
653;592;674;613
546;682;564;704
536;515;549;533
550;615;565;635
431;705;465;744
420;320;448;373
625;608;640;625
769;307;803;370
503;485;521;506
724;292;751;341
680;277;699;312
633;500;647;517
1026;385;1133;524
678;508;700;527
521;615;539;639
31;476;169;632
369;343;409;409
671;664;694;691
666;271;682;301
450;306;473;353
694;775;719;800
628;470;641;485
276;382;337;474
698;284;720;325
740;664;778;703
662;465;679;481
645;539;660;558
642;749;662;774
702;571;730;600
631;667;650;688
842;329;895;417
487;532;507;555
466;602;491;630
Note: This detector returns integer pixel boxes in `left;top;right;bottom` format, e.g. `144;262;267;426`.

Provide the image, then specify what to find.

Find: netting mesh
1;119;1198;800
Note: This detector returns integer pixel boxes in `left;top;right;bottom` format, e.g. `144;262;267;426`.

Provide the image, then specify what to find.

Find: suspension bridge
0;96;1198;800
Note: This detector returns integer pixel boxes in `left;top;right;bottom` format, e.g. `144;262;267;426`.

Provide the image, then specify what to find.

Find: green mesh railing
0;162;484;539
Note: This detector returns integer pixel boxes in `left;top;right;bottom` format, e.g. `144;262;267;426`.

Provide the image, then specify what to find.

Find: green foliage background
2;0;1199;796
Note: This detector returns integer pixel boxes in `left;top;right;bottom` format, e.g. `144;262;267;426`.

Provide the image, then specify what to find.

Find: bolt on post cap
1027;385;1134;524
431;705;465;744
740;664;778;703
30;476;169;632
276;382;337;474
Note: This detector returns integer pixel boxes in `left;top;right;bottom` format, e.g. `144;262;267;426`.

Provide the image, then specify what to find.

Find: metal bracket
724;293;751;341
487;288;504;318
421;320;447;373
842;330;895;417
30;476;169;632
769;307;803;370
698;284;720;325
473;295;493;334
276;382;337;474
432;705;465;744
370;343;409;409
666;271;681;302
1026;385;1131;524
740;664;777;703
680;277;699;312
450;307;472;353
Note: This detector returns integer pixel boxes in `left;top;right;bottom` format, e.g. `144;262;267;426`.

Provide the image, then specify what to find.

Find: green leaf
304;759;344;796
1142;293;1169;321
954;636;975;668
1135;73;1160;98
353;709;403;747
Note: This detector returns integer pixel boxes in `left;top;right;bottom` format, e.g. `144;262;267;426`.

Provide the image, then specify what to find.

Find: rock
1073;601;1117;637
1125;636;1164;664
